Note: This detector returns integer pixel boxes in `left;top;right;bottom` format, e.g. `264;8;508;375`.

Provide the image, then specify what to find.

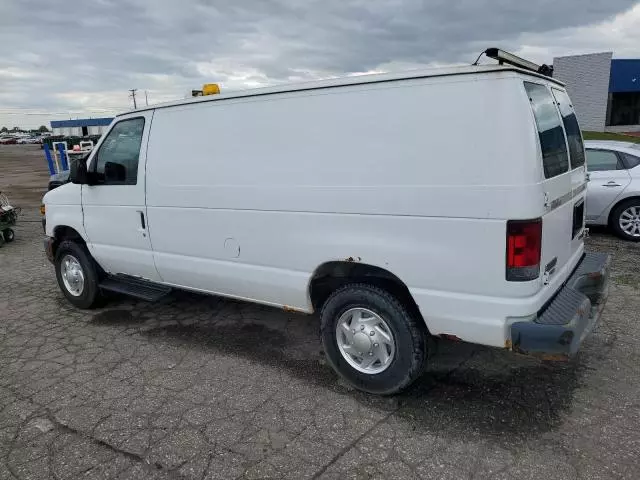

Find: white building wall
50;120;112;137
87;125;109;135
553;52;613;132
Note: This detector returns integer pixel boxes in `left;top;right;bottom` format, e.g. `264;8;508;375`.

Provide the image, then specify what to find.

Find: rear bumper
509;252;611;360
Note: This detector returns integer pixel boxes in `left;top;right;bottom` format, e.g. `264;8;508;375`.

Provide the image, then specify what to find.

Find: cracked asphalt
1;146;640;479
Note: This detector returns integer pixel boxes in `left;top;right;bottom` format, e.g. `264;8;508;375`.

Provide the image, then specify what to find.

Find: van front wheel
320;284;428;395
54;241;102;309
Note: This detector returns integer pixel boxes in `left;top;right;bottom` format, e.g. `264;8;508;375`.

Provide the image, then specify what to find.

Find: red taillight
506;219;542;281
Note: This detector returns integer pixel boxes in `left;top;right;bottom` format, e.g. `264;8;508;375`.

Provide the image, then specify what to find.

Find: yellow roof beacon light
202;83;220;96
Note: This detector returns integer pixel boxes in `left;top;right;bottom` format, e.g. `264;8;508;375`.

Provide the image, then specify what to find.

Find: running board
99;275;171;302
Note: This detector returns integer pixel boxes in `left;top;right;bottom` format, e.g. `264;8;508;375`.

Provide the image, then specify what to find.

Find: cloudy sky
1;0;639;129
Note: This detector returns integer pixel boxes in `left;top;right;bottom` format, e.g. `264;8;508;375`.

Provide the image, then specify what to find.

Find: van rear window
552;88;586;169
524;82;569;179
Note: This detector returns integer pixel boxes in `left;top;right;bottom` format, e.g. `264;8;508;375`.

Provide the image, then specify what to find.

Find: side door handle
137;211;147;238
603;181;622;187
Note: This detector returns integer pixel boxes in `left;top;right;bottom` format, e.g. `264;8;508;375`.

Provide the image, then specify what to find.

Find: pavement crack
200;452;214;480
46;411;143;462
309;405;401;480
43;410;184;479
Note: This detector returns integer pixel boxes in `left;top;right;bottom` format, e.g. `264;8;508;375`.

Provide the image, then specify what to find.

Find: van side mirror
104;162;126;183
69;158;88;185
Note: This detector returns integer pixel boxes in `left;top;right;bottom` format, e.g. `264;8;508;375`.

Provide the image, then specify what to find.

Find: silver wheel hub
335;307;396;374
619;206;640;237
60;254;85;297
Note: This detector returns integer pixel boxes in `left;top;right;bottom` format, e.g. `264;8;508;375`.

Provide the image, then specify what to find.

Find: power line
129;89;138;109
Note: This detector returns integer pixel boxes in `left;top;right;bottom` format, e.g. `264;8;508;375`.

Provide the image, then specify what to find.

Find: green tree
0;126;7;133
38;125;49;133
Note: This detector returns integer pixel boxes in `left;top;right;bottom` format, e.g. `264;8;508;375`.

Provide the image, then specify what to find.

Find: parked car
17;136;41;144
0;136;17;144
42;49;610;394
585;140;640;241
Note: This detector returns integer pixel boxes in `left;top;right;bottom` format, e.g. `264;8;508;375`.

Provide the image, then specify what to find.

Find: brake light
506;219;542;281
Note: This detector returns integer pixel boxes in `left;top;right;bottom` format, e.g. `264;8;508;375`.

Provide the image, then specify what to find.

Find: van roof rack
479;48;554;77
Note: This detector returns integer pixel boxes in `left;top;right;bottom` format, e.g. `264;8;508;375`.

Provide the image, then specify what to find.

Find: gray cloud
0;0;637;128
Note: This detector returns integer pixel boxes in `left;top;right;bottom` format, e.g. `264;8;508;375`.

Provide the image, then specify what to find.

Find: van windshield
552;88;585;169
524;82;569;179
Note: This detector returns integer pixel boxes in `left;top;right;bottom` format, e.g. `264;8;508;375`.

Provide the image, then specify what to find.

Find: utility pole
144;90;149;106
129;89;138;109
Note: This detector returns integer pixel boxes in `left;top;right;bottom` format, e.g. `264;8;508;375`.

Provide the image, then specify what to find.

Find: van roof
118;63;564;117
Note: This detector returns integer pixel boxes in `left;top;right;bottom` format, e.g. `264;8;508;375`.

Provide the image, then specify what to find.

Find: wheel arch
52;226;107;279
308;261;424;325
607;195;640;227
51;225;89;260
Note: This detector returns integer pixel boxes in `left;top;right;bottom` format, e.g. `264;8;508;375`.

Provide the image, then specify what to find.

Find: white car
42;49;610;394
585;140;640;241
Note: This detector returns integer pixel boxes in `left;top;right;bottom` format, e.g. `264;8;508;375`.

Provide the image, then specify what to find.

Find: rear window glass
552;89;586;169
524;82;569;178
623;152;640;169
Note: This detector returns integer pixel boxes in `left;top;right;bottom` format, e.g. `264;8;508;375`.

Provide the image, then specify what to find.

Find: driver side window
93;118;145;185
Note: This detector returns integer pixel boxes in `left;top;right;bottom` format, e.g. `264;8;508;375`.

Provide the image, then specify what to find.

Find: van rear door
523;82;585;287
551;87;587;264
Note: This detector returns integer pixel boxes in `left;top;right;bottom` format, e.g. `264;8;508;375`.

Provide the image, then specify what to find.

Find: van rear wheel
320;284;428;395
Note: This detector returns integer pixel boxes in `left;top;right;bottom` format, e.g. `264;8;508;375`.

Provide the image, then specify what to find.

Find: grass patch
582;131;640;143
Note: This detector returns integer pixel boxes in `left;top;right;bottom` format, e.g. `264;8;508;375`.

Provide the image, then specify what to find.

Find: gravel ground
1;145;639;479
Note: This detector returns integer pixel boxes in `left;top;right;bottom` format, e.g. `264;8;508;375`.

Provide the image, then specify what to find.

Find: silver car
585;140;640;241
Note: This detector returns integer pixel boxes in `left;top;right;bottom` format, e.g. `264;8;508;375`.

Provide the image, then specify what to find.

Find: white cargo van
43;49;610;394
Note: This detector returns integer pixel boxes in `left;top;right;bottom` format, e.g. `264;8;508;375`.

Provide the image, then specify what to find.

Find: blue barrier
57;143;69;171
44;144;56;175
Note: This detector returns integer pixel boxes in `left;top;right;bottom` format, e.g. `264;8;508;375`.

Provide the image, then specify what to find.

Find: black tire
611;199;640;242
320;284;428;395
3;228;14;243
54;240;102;309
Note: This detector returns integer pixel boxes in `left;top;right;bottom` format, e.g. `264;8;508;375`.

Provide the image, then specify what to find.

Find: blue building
50;117;113;137
554;52;640;133
608;59;640;129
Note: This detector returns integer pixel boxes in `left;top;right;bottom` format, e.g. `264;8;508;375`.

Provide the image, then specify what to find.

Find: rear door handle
603;181;622;187
138;210;146;229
